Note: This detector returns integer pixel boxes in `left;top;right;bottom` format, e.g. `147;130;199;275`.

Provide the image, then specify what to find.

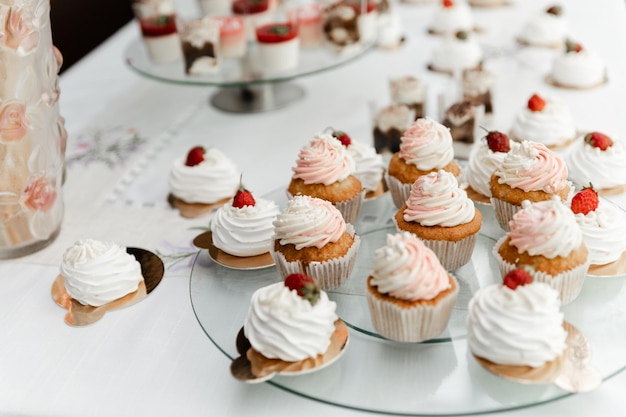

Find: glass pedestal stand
210;83;305;113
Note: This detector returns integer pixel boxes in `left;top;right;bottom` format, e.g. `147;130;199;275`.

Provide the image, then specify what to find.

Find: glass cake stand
189;188;626;415
125;39;375;113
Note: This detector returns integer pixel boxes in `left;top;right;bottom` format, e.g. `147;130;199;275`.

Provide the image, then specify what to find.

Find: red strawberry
185;146;205;166
584;132;613;151
571;185;599;215
284;273;320;305
481;127;510;153
565;39;583;53
527;94;546;112
232;180;256;208
503;266;534;290
546;5;563;16
443;0;454;7
331;130;352;147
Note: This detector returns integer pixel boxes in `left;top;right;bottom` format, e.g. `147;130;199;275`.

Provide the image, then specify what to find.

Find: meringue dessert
550;40;606;89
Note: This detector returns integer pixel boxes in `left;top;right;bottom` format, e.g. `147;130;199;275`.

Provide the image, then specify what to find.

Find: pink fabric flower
2;6;39;53
22;176;57;212
0;101;28;142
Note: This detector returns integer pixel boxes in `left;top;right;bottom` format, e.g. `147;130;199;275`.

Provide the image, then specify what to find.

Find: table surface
2;0;626;416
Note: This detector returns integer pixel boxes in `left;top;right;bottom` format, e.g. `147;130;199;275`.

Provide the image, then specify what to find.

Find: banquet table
1;0;626;416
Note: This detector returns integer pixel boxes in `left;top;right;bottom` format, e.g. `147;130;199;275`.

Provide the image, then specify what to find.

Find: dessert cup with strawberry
570;186;626;267
428;0;475;36
255;22;300;73
510;93;576;150
489;140;571;231
271;195;360;290
288;133;364;223
517;5;568;49
566;132;626;195
133;0;182;63
468;267;568;369
210;180;280;259
366;232;459;342
235;273;349;381
549;40;607;89
464;129;519;204
386;117;461;209
232;0;274;41
215;16;247;59
168;146;240;218
493;197;590;304
394;170;482;270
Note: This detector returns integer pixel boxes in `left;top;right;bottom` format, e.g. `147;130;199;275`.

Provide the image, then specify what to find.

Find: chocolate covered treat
180;18;220;75
373;104;415;153
463;68;493;114
323;3;360;48
442;101;476;144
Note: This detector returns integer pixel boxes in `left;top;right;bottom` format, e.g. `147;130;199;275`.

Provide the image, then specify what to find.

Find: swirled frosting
494;140;569;193
431;33;482;72
399;117;455;171
370;232;450;301
467;282;567;367
574;200;626;265
210;197;280;257
518;11;567;47
273;195;346;250
244;281;338;361
168;148;240;204
428;2;474;35
566;135;626;189
510;96;576;147
551;48;605;88
508;197;582;258
292;133;355;185
61;239;143;307
466;140;520;197
403;170;475;227
347;140;384;193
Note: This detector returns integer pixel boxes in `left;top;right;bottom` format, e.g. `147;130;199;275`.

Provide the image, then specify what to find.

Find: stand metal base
210;83;306;113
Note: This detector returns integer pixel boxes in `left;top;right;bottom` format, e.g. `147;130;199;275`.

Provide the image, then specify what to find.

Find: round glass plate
190;189;626;416
125;38;375;87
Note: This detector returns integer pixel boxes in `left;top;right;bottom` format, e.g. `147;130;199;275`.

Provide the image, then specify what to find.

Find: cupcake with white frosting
367;232;459;342
394;170;482;270
510;93;576;149
517;5;568;49
61;239;143;307
429;30;482;74
428;0;475;36
550;40;606;89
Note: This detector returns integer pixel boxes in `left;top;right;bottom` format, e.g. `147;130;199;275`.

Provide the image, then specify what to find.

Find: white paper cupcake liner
393;216;479;271
490;197;521;231
271;224;361;291
384;172;412;209
286;190;365;224
366;274;459;342
493;236;591;305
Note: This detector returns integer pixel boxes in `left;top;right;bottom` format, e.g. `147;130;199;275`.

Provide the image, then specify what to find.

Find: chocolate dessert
442;101;476;144
372;104;415;153
323;4;360;47
463;68;493;114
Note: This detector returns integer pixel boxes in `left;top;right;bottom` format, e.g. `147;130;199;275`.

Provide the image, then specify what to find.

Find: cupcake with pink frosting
394;170;482;270
288;133;365;223
271;195;360;290
490;140;571;231
366;232;459;342
494;197;590;304
386;117;461;208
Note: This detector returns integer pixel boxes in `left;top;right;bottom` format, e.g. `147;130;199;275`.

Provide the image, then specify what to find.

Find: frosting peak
399;117;454;171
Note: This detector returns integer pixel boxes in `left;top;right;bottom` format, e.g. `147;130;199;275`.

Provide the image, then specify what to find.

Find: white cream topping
431;34;482;72
134;0;175;16
375;104;415;133
210;197;280;257
510;96;576;147
168;148;240;204
347;140;384;193
244;282;338;361
273;195;346;250
467;282;567;368
389;76;426;105
566;135;626;190
429;2;474;35
466;140;520;197
508;198;583;259
574;200;626;265
61;239;143;307
551;49;605;88
463;68;493;96
403;170;475;227
399;117;455;171
181;17;220;49
518;11;567;46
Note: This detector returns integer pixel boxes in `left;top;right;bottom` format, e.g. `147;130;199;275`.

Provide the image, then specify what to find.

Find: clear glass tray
189;189;626;416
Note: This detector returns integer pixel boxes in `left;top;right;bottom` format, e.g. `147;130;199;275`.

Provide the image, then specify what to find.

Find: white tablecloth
1;0;626;416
